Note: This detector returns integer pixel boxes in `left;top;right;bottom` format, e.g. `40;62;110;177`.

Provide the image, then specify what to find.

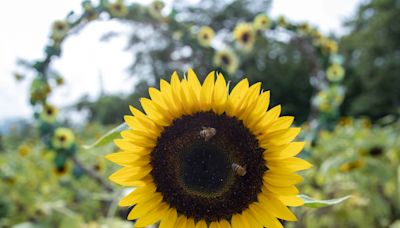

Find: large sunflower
107;69;311;228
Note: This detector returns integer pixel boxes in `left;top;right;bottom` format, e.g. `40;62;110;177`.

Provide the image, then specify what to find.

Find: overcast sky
0;0;363;121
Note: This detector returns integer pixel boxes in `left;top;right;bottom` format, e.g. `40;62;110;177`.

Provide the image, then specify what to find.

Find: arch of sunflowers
15;0;346;195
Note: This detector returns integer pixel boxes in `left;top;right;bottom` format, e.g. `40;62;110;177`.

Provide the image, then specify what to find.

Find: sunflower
277;16;288;28
326;64;345;82
51;20;69;43
213;49;239;75
148;0;165;18
18;145;31;157
107;69;311;228
108;0;129;18
52;128;75;150
253;14;271;31
197;26;215;47
339;160;364;173
40;104;58;123
233;23;256;52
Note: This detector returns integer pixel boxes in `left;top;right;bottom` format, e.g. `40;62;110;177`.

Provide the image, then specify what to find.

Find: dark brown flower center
241;32;251;43
221;55;231;65
151;112;265;222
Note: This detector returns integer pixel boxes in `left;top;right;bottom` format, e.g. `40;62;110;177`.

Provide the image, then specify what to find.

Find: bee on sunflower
108;0;129;18
197;26;215;47
213;49;239;75
107;69;311;228
253;14;271;31
233;23;256;52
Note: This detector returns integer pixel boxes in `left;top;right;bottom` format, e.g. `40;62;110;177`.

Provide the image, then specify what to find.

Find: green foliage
341;0;400;119
299;194;351;208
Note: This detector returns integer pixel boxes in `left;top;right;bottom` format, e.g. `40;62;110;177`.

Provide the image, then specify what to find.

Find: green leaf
299;194;351;208
82;123;128;149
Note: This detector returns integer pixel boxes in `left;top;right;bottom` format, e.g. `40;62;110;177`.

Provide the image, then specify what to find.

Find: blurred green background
1;0;400;227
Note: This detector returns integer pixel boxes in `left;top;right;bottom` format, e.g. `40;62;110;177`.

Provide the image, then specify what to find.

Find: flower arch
15;0;346;189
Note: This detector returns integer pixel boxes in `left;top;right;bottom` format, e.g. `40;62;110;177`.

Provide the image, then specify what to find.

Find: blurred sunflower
277;16;288;28
298;22;311;34
197;26;215;47
326;64;345;82
233;23;256;52
253;14;271;31
108;0;128;18
148;0;165;18
82;1;98;21
13;72;24;81
320;38;338;54
213;49;239;74
107;69;311;228
52;128;75;150
18;145;31;157
40;104;58;123
51;20;69;42
54;163;69;176
339;160;364;172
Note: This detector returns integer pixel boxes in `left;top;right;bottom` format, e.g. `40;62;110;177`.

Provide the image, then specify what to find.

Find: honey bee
199;127;216;141
232;163;247;176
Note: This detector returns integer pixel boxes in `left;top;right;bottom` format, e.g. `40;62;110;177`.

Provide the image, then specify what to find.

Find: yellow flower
52;128;75;150
40;104;58;123
83;1;98;21
314;87;344;112
148;0;165;18
197;26;215;47
320;38;338;54
233;23;256;52
326;64;345;82
339;160;364;172
108;0;128;18
338;116;353;127
107;69;311;228
277;16;288;28
51;20;69;42
18;145;31;157
54;164;69;176
213;49;239;74
253;14;271;31
298;22;311;34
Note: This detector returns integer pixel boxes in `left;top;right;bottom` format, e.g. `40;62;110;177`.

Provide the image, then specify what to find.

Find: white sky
0;0;363;121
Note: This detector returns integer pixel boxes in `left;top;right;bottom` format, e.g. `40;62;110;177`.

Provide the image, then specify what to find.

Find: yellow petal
187;68;201;98
124;115;160;136
243;90;270;125
159;208;178;228
242;208;262;228
266;116;295;134
127;193;163;220
259;128;301;147
186;218;195;228
226;79;249;117
209;221;219;228
231;213;250;228
135;202;169;227
212;73;228;115
170;72;187;114
118;184;156;206
249;105;281;134
263;142;305;159
200;71;215;111
219;219;232;228
180;79;199;113
121;130;156;148
160;79;181;118
237;82;261;119
140;98;171;126
114;139;150;155
267;157;312;171
258;194;297;221
249;203;284;228
263;170;303;186
263;184;299;195
106;152;149;166
194;220;207;228
175;215;187;228
109;166;152;185
277;195;304;206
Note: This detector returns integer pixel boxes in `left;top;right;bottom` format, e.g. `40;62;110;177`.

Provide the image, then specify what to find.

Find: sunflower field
1;0;400;227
